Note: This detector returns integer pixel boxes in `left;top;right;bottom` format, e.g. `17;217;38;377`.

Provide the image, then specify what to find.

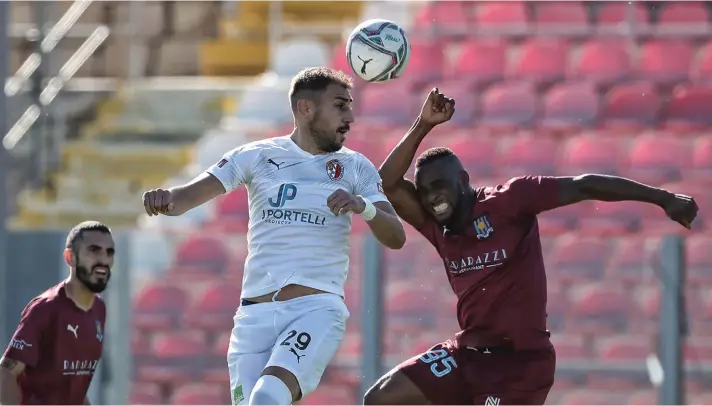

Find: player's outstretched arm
379;88;454;229
555;174;698;229
143;173;226;217
0;357;25;404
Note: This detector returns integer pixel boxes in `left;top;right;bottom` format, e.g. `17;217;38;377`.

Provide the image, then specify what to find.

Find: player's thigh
227;302;280;405
266;298;348;397
381;342;471;405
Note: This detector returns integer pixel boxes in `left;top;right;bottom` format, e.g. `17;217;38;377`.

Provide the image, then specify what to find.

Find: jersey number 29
419;348;458;378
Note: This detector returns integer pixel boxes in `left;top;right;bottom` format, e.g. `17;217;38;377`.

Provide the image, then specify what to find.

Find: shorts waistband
241;299;258;306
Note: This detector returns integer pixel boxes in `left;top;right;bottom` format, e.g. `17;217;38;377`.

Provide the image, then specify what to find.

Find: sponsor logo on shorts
9;339;32;351
485;396;500;405
233;384;245;405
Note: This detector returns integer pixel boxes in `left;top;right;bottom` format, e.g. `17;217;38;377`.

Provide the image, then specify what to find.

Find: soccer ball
346;19;411;83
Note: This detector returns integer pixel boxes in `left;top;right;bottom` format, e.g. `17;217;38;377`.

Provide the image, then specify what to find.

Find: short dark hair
289;67;353;110
66;221;112;251
415;147;456;168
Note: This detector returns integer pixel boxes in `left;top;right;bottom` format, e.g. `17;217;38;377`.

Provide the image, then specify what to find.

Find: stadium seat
183;282;241;332
129;383;163;405
175;234;230;273
686;235;712;285
685;338;712;363
606;237;660;285
474;2;529;34
211;187;250;233
358;81;415;125
534;2;590;36
596;335;652;361
624;133;689;185
578;201;642;236
138;331;207;385
447;133;496;175
133;283;190;331
414;1;469;33
559;133;620;174
329;44;350;74
510;38;568;87
601;82;662;131
549;333;590;361
448;38;506;87
690;41;712;83
132;331;152;358
479;83;538;131
559;389;626;405
568;283;630;333
539;81;599;132
656;2;711;35
435;81;477;127
663;84;712;131
171;383;227;405
549;235;609;282
495;135;559;180
637;40;694;86
570;39;631;86
537;201;588;236
686;135;712;182
627;390;657;405
403;41;444;85
300;384;355;405
596;2;651;33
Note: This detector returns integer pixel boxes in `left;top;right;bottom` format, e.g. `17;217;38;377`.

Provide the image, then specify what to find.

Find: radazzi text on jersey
206;136;387;298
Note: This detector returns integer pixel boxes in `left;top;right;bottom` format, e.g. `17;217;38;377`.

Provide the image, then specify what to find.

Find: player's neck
64;277;96;310
290;128;327;155
446;188;476;233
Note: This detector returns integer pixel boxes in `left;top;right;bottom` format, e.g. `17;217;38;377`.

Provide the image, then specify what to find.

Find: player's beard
77;263;111;293
309;110;342;153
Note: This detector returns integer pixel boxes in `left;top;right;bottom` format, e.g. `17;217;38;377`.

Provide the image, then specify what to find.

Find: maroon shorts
398;340;556;405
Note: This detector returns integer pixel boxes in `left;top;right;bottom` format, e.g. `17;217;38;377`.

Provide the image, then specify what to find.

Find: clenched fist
327;189;365;216
143;188;174;216
419;87;455;126
662;193;698;229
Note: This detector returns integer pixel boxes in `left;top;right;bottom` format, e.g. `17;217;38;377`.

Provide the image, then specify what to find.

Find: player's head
289;67;354;153
64;221;114;293
414;147;471;224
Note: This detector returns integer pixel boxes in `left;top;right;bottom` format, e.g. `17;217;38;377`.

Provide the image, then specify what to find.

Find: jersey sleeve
498;175;561;216
205;144;259;193
2;298;52;368
353;155;389;204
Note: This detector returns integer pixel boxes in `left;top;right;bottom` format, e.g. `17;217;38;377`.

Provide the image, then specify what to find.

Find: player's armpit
165;172;227;216
381;179;427;230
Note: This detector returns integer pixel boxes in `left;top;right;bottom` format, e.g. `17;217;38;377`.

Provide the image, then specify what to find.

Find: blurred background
0;0;711;405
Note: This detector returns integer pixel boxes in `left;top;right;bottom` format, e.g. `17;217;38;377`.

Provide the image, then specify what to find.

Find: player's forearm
0;368;21;405
366;209;406;249
571;174;673;207
379;118;433;189
163;184;196;216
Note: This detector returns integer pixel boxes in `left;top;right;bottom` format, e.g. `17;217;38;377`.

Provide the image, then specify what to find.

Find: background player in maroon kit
364;89;699;405
0;221;114;405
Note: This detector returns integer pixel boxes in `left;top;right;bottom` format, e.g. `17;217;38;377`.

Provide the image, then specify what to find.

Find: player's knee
249;375;293;405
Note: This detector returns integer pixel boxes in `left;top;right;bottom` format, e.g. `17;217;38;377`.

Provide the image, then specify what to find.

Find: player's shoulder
333;146;375;168
224;136;291;157
22;283;64;314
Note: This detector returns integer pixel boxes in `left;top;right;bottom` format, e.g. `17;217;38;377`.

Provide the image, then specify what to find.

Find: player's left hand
419;87;455;126
327;189;366;216
662;193;698;229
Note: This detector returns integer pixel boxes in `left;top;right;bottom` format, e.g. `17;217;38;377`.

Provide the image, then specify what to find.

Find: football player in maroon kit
364;89;699;405
0;221;113;405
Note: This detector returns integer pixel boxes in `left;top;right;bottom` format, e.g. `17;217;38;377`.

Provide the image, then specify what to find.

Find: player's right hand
143;188;174;216
419;87;455;127
662;193;698;229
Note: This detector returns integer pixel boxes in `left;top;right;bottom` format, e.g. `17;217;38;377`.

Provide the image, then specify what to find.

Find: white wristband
359;196;377;221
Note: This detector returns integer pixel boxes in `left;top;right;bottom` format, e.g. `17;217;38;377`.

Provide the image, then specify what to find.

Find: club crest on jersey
326;159;343;181
474;215;494;240
95;320;103;342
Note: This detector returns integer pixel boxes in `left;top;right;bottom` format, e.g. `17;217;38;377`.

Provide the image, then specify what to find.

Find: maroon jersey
416;176;560;350
2;282;106;404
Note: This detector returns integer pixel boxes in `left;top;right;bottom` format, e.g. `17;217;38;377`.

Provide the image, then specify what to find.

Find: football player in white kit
142;67;406;405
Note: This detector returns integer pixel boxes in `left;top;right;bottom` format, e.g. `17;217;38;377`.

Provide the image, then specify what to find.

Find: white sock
249;375;293;405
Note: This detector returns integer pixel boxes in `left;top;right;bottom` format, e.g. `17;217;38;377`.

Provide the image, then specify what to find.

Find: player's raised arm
143;145;256;217
378;88;455;229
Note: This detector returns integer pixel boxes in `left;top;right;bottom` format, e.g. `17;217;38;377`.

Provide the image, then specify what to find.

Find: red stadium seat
300;385;354;405
568;284;630;333
663;84;712;131
624;133;689;185
540;81;599;132
549;235;609;282
414;1;469;33
138;331;207;385
606;237;661;285
447;133;496;175
537;201;588;236
171;383;226;405
129;383;163;405
570;39;631;86
448;38;506;87
577;201;642;236
480;83;538;131
657;2;711;33
403;41;444;85
132;331;152;358
215;187;249;218
596;335;653;361
627;390;657;405
559;390;626;405
685;338;712;363
559;133;620;174
495;135;559;178
549;333;590;360
329;44;350;74
133;283;189;331
686;235;712;284
386;286;438;321
510;38;568;86
637;40;694;86
686;135;712;182
534;2;589;34
175;234;230;273
435;81;477;127
358;82;415;125
475;2;529;34
183;282;241;332
601;82;662;131
691;41;712;83
596;2;651;33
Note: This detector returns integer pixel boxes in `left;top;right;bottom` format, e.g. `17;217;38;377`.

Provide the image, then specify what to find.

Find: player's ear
295;98;314;118
63;248;75;267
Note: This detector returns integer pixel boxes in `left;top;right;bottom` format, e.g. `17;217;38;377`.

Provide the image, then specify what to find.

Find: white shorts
227;293;349;405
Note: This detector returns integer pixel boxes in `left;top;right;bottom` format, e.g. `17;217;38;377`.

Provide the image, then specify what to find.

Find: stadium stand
7;1;712;404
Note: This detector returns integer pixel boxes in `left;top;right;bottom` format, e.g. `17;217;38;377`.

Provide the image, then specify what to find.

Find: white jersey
206;136;388;299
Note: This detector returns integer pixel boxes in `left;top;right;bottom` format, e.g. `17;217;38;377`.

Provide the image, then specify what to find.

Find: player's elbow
383;227;407;250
